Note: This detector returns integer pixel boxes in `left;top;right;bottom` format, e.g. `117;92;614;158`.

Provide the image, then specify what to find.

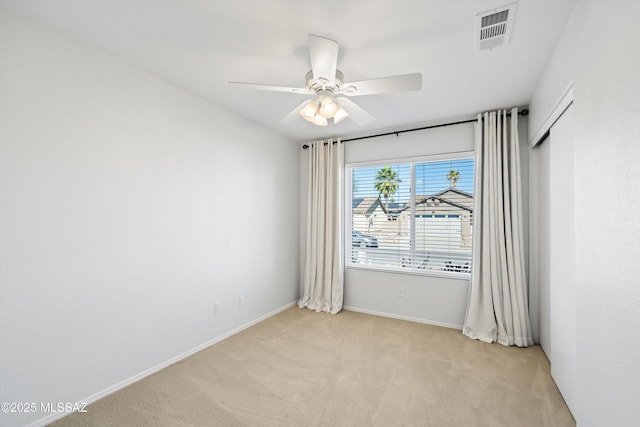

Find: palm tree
447;169;461;188
374;166;401;210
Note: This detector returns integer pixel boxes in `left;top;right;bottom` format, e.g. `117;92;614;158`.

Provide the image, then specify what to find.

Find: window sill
346;263;472;281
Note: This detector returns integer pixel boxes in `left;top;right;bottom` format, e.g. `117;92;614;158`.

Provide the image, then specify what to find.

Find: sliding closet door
548;103;576;413
533;135;551;353
531;102;575;415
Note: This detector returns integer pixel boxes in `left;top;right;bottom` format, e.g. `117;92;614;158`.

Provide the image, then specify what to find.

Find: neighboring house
352;188;473;250
414;188;473;249
352;196;388;232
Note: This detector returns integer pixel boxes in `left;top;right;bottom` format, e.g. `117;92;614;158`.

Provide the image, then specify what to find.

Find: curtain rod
302;108;528;149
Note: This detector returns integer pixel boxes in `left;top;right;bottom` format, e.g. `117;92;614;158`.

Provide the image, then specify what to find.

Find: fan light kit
298;71;349;126
230;35;422;127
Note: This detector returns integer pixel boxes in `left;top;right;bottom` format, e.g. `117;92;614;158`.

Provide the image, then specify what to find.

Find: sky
352;158;474;202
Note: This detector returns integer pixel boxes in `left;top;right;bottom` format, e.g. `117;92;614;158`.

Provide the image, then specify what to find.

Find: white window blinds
348;157;474;275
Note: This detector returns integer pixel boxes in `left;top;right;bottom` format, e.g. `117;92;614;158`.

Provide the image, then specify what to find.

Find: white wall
300;117;529;329
529;2;640;425
0;9;299;427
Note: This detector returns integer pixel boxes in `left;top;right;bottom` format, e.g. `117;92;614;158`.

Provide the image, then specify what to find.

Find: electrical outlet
214;303;220;315
399;287;405;297
239;295;246;308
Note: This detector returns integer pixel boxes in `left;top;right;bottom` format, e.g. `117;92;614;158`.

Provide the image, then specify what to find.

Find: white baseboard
343;305;463;330
28;300;298;427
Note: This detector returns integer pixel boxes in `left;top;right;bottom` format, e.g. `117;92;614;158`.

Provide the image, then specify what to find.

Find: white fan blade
228;82;312;94
339;73;422;96
281;100;309;122
336;97;375;126
308;34;339;83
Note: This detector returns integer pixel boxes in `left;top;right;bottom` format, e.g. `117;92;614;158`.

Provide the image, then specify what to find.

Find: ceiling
1;0;576;142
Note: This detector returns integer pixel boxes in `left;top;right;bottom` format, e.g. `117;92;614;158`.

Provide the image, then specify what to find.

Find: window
347;156;474;275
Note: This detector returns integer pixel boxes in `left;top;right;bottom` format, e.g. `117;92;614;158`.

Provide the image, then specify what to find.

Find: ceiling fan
229;35;422;127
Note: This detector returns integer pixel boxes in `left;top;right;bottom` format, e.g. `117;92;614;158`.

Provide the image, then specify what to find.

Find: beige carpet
53;307;575;426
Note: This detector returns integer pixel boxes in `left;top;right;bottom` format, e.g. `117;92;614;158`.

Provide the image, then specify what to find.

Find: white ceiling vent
476;2;517;51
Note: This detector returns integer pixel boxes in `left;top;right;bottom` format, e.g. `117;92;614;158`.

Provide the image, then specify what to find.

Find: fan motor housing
305;70;344;93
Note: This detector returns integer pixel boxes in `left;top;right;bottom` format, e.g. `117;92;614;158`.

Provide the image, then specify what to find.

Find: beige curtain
299;138;344;314
463;108;533;347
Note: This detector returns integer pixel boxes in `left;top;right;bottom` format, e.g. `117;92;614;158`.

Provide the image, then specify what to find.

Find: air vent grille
481;10;509;29
476;3;517;51
480;21;508;41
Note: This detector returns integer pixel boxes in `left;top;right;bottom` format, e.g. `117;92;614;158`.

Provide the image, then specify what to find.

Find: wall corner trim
529;81;574;148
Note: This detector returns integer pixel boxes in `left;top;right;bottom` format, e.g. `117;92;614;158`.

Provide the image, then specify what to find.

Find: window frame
344;151;475;279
